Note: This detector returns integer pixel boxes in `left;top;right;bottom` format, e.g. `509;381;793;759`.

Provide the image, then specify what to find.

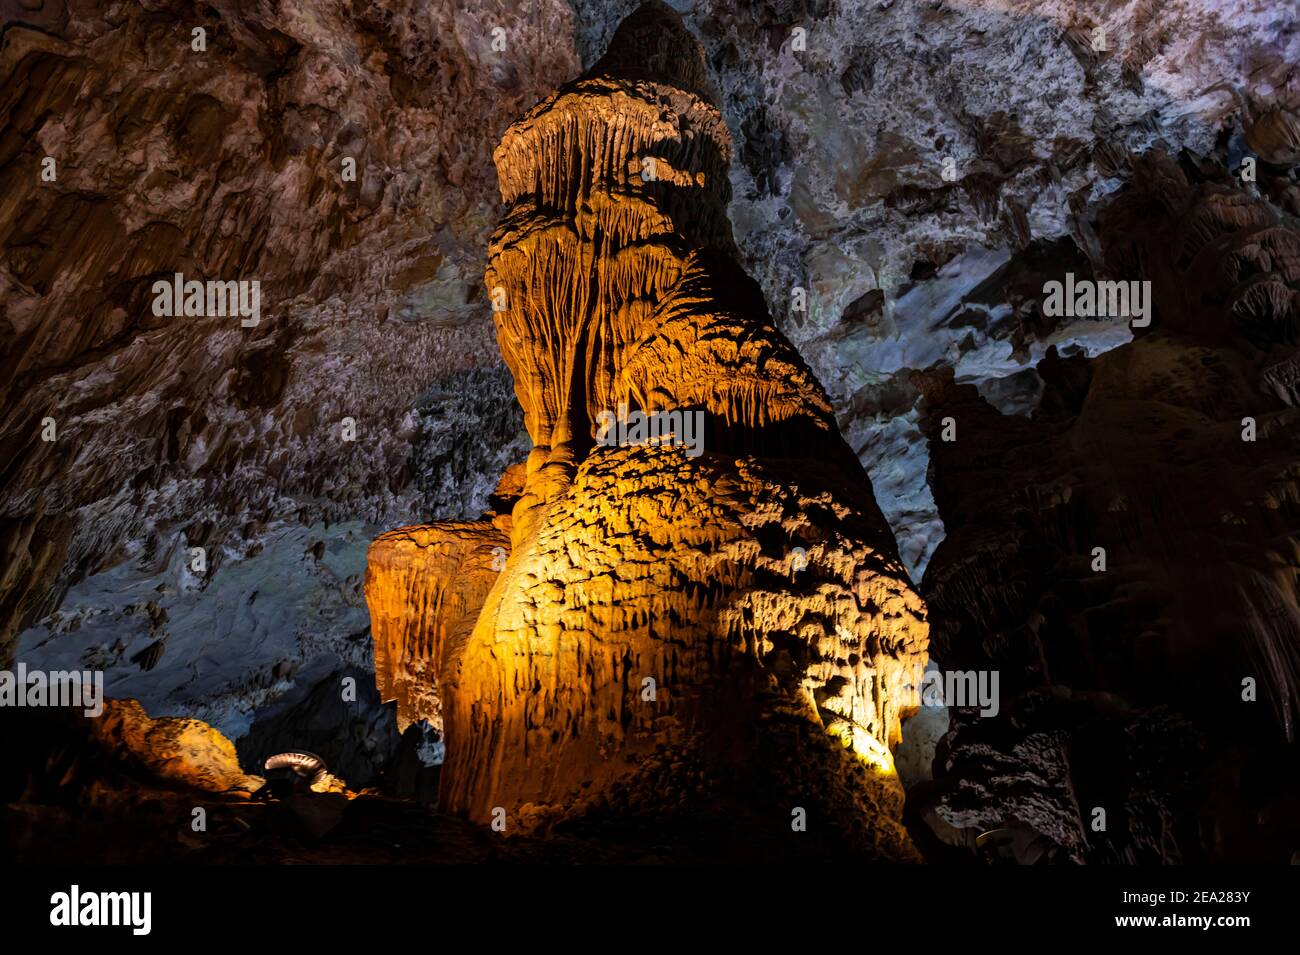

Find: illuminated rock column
370;1;929;858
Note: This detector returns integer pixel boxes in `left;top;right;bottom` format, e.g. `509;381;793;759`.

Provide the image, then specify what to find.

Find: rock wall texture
367;517;509;734
366;2;929;857
4;0;567;760
3;0;1297;862
1;0;573;664
573;0;1299;578
5;695;262;801
911;151;1300;863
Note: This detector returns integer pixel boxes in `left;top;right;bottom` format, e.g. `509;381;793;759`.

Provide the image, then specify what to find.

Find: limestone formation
13;697;264;796
912;152;1300;863
4;0;1295;868
366;2;928;857
0;0;576;667
367;518;510;734
7;0;1291;779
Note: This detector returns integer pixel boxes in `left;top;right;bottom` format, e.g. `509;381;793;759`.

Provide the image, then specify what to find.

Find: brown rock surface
2;694;901;863
7;696;261;798
0;0;578;662
366;1;928;857
367;518;508;734
913;152;1300;863
87;697;264;794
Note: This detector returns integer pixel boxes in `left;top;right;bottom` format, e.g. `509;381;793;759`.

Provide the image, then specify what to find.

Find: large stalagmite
366;1;928;857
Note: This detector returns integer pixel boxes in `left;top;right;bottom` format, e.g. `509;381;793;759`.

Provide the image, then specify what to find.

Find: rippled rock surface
366;2;928;858
912;152;1300;863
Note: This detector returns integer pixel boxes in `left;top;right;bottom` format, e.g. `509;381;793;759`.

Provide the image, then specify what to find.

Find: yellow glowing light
851;726;897;775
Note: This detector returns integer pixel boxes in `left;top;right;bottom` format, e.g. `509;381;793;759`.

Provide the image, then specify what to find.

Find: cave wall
1;0;576;660
913;152;1300;863
2;0;573;759
4;0;1296;836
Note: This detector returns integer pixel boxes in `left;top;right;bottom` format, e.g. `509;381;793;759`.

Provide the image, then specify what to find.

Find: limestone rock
571;0;1298;579
367;1;928;857
0;0;575;664
6;696;261;797
7;0;1294;796
366;518;509;734
914;153;1300;863
88;698;263;794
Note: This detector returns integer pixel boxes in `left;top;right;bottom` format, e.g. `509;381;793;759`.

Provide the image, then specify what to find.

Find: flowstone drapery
366;1;928;858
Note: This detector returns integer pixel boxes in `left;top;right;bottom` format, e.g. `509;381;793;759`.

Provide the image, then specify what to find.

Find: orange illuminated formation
366;0;928;858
